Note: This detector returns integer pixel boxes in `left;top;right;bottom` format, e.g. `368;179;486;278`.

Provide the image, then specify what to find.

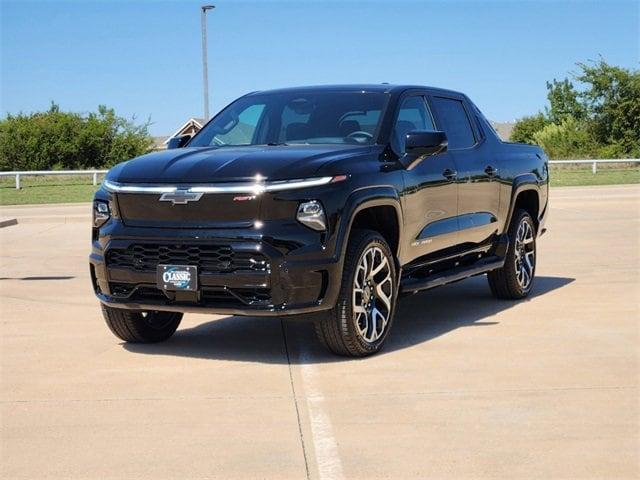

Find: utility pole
201;5;215;120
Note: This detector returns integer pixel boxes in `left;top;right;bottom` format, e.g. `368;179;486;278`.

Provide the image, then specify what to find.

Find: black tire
101;305;182;343
314;229;398;357
488;209;537;299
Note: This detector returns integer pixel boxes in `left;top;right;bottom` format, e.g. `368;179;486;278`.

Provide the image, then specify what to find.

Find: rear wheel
488;209;537;299
315;229;397;357
101;305;182;343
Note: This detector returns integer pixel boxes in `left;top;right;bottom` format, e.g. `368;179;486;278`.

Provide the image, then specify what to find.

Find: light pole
201;5;215;120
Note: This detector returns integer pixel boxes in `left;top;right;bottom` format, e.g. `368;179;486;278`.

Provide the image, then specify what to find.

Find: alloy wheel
514;218;535;291
352;246;394;343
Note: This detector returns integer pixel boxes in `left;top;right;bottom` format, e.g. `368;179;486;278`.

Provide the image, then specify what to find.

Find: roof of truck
245;84;466;97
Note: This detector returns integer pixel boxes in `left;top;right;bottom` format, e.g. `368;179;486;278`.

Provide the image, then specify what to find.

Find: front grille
106;244;268;274
116;192;258;229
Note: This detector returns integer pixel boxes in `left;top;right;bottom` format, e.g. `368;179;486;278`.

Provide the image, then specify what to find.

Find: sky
1;0;638;136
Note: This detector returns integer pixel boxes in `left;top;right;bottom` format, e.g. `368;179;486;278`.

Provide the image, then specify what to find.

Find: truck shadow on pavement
123;275;574;364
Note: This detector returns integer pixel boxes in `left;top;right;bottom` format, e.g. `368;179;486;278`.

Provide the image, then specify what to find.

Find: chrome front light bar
102;176;341;195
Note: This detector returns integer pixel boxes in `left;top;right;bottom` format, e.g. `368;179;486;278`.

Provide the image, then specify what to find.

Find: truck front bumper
89;223;342;317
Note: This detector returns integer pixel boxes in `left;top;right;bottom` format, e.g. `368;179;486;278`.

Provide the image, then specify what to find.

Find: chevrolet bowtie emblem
159;190;204;205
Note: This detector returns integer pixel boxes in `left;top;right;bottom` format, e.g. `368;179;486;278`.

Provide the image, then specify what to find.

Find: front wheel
488;209;537;299
101;305;182;343
314;229;397;357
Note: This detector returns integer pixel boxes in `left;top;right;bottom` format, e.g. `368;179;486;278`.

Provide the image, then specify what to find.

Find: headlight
93;200;110;228
296;200;326;231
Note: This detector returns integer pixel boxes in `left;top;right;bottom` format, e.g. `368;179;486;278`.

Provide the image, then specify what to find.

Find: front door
396;95;459;264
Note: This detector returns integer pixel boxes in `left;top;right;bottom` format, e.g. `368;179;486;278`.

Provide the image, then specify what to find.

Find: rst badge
159;190;203;205
233;195;257;202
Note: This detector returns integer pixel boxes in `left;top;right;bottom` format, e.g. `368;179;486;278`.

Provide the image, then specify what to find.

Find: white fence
548;159;640;174
0;160;639;189
0;169;108;189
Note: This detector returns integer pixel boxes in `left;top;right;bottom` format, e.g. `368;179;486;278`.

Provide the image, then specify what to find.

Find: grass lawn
0;167;638;205
0;175;102;205
550;165;640;187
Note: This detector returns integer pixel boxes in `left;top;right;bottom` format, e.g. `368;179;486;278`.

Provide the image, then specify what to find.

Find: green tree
511;59;639;158
575;59;640;157
511;113;549;144
533;117;593;159
0;103;153;171
545;78;586;124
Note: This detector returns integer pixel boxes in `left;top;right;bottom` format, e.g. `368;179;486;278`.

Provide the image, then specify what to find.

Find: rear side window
430;97;476;149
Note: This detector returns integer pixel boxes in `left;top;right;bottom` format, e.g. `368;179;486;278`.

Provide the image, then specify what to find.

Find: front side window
430;96;476;149
391;96;435;153
190;92;388;147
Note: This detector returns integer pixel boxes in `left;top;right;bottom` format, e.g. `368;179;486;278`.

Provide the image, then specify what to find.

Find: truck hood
109;144;372;184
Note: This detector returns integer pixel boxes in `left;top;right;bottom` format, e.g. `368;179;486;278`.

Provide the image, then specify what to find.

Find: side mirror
167;134;192;149
401;131;448;169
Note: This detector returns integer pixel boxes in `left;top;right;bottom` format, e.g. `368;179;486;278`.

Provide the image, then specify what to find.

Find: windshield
189;91;388;147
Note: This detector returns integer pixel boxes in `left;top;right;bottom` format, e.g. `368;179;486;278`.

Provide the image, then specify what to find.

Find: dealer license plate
157;265;198;291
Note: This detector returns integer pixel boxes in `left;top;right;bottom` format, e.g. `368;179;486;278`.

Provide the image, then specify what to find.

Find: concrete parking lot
1;185;638;479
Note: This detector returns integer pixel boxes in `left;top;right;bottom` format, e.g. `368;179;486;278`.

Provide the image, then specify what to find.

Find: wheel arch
504;174;542;233
336;187;403;261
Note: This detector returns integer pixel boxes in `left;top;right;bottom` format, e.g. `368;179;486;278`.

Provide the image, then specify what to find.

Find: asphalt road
1;185;638;479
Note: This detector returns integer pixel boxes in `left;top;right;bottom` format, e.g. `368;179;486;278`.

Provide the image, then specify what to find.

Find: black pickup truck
90;84;548;356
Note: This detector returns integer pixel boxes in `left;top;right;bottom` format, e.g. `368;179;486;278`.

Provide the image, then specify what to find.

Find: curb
0;218;18;228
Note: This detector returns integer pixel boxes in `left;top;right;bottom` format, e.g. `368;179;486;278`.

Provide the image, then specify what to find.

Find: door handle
485;165;498;177
442;168;457;180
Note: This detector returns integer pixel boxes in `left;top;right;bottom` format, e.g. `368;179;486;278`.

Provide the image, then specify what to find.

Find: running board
400;256;505;294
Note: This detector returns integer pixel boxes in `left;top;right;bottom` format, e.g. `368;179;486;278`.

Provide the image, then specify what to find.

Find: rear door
428;95;501;247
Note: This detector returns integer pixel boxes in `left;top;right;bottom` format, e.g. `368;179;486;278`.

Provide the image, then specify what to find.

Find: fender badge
411;238;433;247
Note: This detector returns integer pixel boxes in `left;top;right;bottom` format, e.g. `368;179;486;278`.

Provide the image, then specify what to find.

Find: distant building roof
164;118;206;144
